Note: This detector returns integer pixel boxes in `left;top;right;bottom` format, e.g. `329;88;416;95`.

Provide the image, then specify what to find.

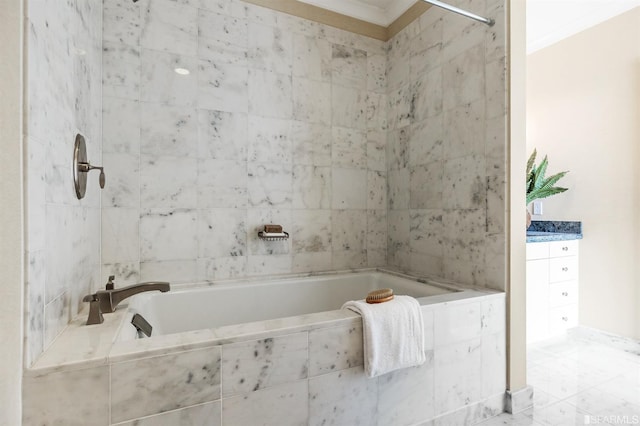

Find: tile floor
479;327;640;426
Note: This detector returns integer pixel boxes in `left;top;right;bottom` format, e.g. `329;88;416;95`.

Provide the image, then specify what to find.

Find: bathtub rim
26;268;504;376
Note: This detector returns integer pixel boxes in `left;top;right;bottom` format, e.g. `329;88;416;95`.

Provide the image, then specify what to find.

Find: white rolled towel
342;295;426;378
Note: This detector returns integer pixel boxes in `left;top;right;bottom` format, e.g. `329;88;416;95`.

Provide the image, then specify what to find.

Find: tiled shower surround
100;0;390;285
25;0;103;367
386;0;507;288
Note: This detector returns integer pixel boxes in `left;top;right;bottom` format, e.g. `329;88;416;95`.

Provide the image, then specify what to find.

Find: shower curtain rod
421;0;495;26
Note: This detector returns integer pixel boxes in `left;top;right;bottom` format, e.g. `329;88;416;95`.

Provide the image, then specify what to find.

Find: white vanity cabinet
526;239;579;343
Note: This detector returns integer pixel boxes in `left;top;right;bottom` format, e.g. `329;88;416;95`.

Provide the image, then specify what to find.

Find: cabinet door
527;311;549;344
549;256;578;283
526;259;549;312
549;240;579;258
527;242;549;260
548;304;578;334
549;280;578;308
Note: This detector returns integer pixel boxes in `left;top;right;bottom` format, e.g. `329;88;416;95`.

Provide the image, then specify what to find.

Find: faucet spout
97;281;170;313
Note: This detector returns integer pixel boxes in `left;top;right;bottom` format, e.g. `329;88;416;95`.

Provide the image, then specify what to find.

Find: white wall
527;7;640;339
0;0;24;422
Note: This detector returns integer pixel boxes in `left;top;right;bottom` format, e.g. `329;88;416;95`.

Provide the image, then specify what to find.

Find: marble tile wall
22;294;506;425
25;0;103;366
101;0;389;285
386;0;508;290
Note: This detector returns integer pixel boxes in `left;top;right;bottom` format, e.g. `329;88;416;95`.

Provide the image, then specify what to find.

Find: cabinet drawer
549;256;578;282
527;242;549;260
549;281;578;308
548;304;578;333
549;240;579;258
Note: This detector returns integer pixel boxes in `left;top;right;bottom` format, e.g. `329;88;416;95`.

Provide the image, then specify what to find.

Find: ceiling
297;0;417;26
297;0;640;53
527;0;640;53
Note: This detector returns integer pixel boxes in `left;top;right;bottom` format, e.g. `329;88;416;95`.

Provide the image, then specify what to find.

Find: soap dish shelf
258;231;290;241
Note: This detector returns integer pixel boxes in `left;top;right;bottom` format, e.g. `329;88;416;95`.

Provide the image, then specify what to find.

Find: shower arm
420;0;495;26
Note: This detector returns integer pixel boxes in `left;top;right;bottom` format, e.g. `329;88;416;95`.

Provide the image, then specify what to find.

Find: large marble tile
367;209;387;251
292;166;331;209
247;163;292;208
332;127;367;169
292;121;331;166
246;254;292;276
248;69;292;119
409;114;443;167
292;77;331;125
102;153;140;209
387;127;409;170
140;103;197;157
103;0;142;46
434;301;482;347
197;256;247;281
377;352;435;426
434;338;482;416
292;210;331;253
367;130;386;172
567;386;640;418
292;252;333;273
331;168;367;209
331;44;367;89
331;210;366;252
102;208;140;264
198;61;248;113
367;171;387;210
443;99;485;159
367;53;386;93
197;158;247;208
140;0;197;56
482;332;507;398
308;324;363;377
102;96;140;154
140;155;197;208
222;380;308;426
111;346;222;423
103;41;140;100
331;86;366;130
388;168;410;210
442;154;486;210
198;8;247;47
248;116;292;163
197;109;247;160
413;67;443;121
409;209;444;257
248;22;292;75
114;401;221;426
140;208;198;261
523;400;591;426
293;34;331;81
308;366;377;426
410;162;444;209
221;332;308;397
442;44;484;111
23;366;110;426
140;49;197;106
197;209;247;258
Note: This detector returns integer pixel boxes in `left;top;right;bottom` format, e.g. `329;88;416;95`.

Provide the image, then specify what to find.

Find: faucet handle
82;293;104;325
106;275;115;290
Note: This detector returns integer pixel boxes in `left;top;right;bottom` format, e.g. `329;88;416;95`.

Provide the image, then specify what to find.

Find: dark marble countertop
526;221;583;243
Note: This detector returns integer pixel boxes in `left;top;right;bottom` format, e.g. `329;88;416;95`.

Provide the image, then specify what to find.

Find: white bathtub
121;271;459;339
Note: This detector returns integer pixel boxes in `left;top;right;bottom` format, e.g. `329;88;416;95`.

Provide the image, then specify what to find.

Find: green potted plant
526;149;569;228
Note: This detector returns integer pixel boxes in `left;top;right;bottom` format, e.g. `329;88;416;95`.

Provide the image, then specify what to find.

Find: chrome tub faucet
83;276;170;325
